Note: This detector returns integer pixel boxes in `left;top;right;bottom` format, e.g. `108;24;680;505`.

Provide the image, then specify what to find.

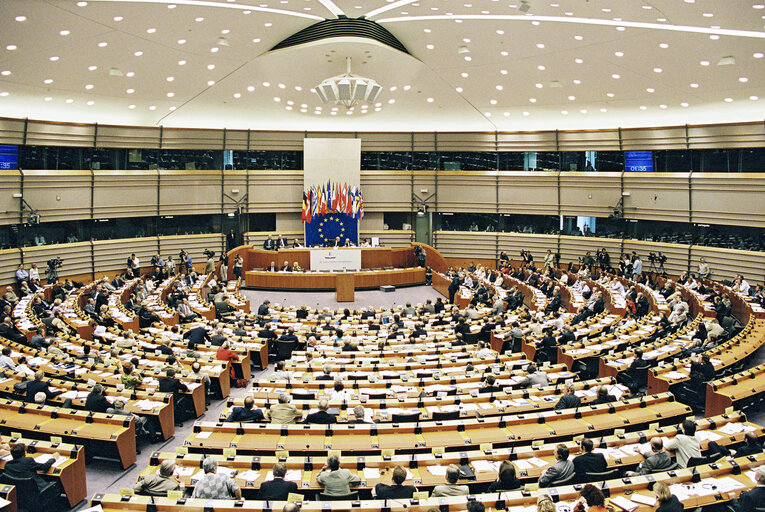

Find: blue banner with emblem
305;213;358;248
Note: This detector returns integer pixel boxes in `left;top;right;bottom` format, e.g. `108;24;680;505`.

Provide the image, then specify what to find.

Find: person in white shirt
697;258;710;278
330;380;353;402
28;264;39;281
611;280;626;295
14;355;34;376
735;275;751;296
0;347;16;370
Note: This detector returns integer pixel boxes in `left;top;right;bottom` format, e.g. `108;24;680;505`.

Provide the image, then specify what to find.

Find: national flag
301;192;307;223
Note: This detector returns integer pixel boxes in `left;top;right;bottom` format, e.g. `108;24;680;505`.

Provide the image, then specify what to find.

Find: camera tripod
648;258;666;276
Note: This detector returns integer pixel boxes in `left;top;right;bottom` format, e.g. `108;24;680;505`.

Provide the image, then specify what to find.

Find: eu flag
305;213;358;247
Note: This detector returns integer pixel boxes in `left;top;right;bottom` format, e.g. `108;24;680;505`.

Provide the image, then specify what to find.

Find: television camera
46;257;62;283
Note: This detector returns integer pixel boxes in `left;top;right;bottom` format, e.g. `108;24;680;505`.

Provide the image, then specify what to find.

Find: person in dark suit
487;461;521;492
304;399;336;424
183;325;211;350
210;329;227;347
573;438;607;482
257;300;271;316
538;444;574;487
4;442;59;489
85;383;111;413
316;365;334;381
226;397;265;423
257;462;298;500
554;384;581;410
735;432;764;457
592;386;617;405
226;229;237;251
448;273;460;305
737;466;765;512
375;466;415;499
159;368;189;425
263;235;275;251
26;370;64;403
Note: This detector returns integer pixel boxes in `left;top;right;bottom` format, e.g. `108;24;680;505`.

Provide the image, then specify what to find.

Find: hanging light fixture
314;57;382;109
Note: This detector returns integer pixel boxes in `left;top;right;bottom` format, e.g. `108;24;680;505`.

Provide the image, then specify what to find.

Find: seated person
26;370;64;403
374;465;415;499
317;454;361;496
737;466;765;512
432;464;469;497
735;432;764;457
487;461;521;492
85;383;111;413
4;442;59;489
573;438;607;482
304;399;337;424
627;437;673;476
134;460;181;496
538;444;574;487
226;396;264;422
664;419;701;468
592;386;617;405
267;393;303;424
191;457;242;499
554;383;581;410
257;462;298;501
519;363;549;388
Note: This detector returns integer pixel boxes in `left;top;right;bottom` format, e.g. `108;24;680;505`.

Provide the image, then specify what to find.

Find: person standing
226;229;237;251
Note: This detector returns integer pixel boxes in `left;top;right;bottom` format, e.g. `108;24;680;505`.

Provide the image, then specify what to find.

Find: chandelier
314;57;382;109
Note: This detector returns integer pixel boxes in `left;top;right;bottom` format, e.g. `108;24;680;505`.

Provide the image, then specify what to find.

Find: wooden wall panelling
557;129;621;152
21;170;92;222
0;249;21;285
248;131;304;151
436;133;497;152
559;172;622;217
247;170;302;214
96;125;161;149
23;242;92;279
0;170;22;225
558;236;622;269
223;130;249;151
161;128;224;150
93;170;157;218
159;170;222;216
622;172;690;223
437;172;498;214
24;120;94;147
359;230;413;248
434;231;497;259
690;173;765;228
360;171;415;212
496;131;558;152
496;232;559;261
358;132;413;152
222;170;248;216
690;246;765;285
687;123;765;150
0;117;26;145
622;240;689;277
93;237;158;275
497;172;558;215
411;133;437;152
620;126;688;151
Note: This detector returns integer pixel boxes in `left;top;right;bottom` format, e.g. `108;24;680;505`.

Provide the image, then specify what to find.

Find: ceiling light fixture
314;57;382;109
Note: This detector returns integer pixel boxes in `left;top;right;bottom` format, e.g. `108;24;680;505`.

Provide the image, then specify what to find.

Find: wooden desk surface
245;268;425;290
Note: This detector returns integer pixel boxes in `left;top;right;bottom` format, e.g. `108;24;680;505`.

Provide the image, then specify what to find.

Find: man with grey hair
348;405;369;424
267;393;302;424
317;454;361;496
304;399;336;424
191;456;242;499
432;464;469;497
134;460;181;495
85;383;111;413
554;383;581;410
316;364;334;381
737;465;765;512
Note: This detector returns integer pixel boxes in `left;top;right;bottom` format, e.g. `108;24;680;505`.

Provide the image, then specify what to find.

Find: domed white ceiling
0;0;764;131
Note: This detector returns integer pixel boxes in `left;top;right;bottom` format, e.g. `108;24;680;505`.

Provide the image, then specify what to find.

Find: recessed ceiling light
607;92;614;97
700;60;710;66
580;109;588;114
702;12;713;17
264;22;272;27
252;38;261;44
126;71;134;77
167;92;174;97
600;108;607;112
262;82;270;87
403;85;411;91
44;79;53;84
177;39;186;45
113;16;123;21
568;95;575;100
536;43;545;48
77;1;87;6
755;4;765;8
750;95;759;100
653;67;662;73
426;44;434;49
207;80;215;86
561;110;568;115
496;85;503;90
490;99;497;105
147;28;156;33
529;98;537;103
15;15;26;21
233;93;241;98
739;77;749;82
614;51;624;57
85;84;93;89
134;51;143;57
611;74;620;79
178;60;186;66
659;43;669;48
659;104;667;109
537;65;545;70
456;87;463;92
5;45;16;51
278;83;286;89
754;52;764;58
149;105;157;110
210;47;219;53
426;97;434;103
128;104;136;109
681;102;689;107
295;86;302;91
574;58;583;64
496;30;504;34
573;79;581;84
424;28;431;33
390;86;398;92
463;38;471;43
640;105;647;110
126;88;135;93
44;97;52;101
646;88;655;93
0;71;9;76
0;92;7;97
49;56;59;61
724;97;733;102
532;21;540;25
98;41;107;47
709;34;720;40
195;17;204;22
65;98;73;103
207;64;215;70
60;30;70;36
535;83;543;88
388;99;395;104
616;26;626;31
523;111;530;116
464;56;471;61
88;65;97;71
574;35;583;40
690;83;699;88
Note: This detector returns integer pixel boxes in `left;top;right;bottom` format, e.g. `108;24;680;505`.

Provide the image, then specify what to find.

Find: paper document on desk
528;457;548;468
427;465;447;476
195;431;212;439
472;460;499;473
237;470;260;482
609;496;639;512
363;467;380;479
630;494;656;507
175;467;195;477
718;422;755;435
285;469;303;481
696;430;723;442
513;459;533;470
34;454;56;464
715;477;747;493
